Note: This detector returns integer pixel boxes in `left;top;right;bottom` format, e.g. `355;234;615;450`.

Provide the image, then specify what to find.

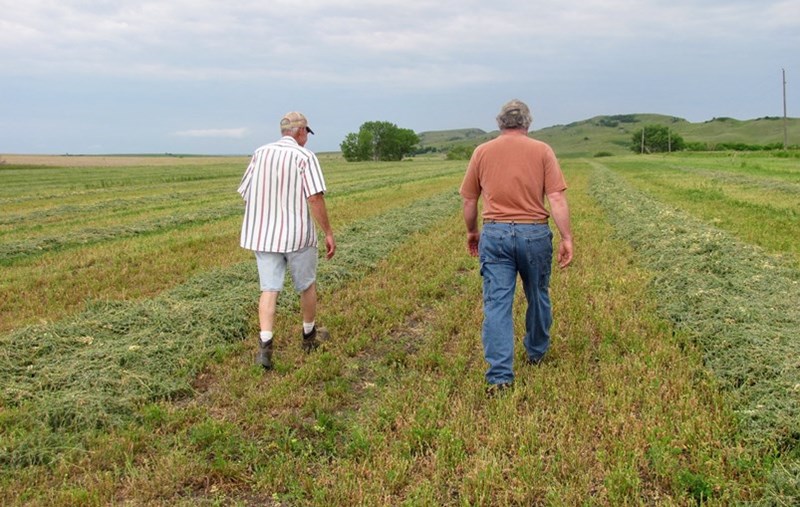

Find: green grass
599;153;800;267
1;154;797;504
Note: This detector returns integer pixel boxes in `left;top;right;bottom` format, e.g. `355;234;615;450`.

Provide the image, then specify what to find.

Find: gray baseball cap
280;112;314;134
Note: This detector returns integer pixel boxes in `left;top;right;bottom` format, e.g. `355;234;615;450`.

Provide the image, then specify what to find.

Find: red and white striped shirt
238;136;327;252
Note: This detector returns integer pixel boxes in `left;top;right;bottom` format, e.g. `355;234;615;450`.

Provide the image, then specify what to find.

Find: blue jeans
479;222;553;384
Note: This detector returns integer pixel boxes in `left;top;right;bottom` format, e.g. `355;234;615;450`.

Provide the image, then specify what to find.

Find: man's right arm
308;192;336;259
462;197;480;257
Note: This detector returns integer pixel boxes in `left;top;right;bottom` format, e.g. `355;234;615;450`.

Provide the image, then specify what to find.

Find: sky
1;0;798;155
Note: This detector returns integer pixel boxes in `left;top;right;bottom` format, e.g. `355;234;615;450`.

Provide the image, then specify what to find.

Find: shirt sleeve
302;152;327;197
542;146;567;194
459;149;481;199
237;156;256;200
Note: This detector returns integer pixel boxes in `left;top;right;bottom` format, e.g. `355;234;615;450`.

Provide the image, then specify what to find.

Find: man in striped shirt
238;111;336;371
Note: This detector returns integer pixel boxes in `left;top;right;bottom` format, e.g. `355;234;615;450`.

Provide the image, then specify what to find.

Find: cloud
172;128;248;139
1;0;797;154
3;0;796;87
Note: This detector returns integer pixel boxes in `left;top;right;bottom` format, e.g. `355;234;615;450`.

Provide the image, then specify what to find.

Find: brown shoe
302;326;329;353
257;339;273;370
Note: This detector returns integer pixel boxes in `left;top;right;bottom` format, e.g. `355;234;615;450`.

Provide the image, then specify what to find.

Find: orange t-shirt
459;134;567;222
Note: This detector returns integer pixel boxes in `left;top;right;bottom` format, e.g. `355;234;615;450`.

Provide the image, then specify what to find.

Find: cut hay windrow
603;159;800;219
0;164;465;267
666;165;800;196
0;203;244;265
0;187;234;228
603;159;800;269
0;163;241;204
329;164;465;197
0;189;462;468
589;161;800;493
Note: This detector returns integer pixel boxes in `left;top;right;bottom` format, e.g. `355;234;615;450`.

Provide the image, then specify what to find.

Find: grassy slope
418;114;800;158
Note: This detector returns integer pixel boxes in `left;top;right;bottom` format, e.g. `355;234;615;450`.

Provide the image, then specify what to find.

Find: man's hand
462;197;480;258
557;238;573;268
324;233;336;260
467;231;480;257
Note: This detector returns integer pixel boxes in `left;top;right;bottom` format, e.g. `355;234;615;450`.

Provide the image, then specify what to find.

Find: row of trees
629;125;793;153
630;125;685;153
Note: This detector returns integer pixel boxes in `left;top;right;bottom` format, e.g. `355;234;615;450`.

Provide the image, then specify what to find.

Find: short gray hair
496;99;532;130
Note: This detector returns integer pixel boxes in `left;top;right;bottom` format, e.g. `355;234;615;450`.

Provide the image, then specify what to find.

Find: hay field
1;152;798;505
0;154;249;167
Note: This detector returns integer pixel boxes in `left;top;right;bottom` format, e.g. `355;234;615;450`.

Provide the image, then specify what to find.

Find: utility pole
783;68;788;150
641;128;645;154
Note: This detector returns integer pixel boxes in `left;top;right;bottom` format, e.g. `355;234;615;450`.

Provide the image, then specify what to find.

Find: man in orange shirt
460;99;573;395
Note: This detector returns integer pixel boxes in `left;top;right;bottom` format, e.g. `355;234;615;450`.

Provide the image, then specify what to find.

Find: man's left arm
546;190;573;268
308;192;336;259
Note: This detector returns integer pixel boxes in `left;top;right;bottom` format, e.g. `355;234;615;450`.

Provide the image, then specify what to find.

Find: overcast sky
2;0;797;154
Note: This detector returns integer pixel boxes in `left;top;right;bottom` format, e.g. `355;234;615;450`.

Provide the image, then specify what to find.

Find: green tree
630;124;685;153
340;121;420;161
340;130;372;161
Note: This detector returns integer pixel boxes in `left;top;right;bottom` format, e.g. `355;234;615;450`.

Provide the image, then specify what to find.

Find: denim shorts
255;247;318;292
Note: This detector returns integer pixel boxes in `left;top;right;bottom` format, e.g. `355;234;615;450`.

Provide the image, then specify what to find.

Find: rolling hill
417;114;800;158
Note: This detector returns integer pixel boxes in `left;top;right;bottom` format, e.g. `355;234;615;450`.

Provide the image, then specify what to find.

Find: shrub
445;145;475;161
684;142;708;152
597;118;620;128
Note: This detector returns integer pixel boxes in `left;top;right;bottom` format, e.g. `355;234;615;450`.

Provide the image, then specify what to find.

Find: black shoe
486;382;513;397
257;339;273;370
302;326;330;353
527;356;544;366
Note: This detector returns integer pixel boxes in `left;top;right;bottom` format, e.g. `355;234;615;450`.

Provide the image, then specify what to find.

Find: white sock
260;331;273;344
303;321;315;335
